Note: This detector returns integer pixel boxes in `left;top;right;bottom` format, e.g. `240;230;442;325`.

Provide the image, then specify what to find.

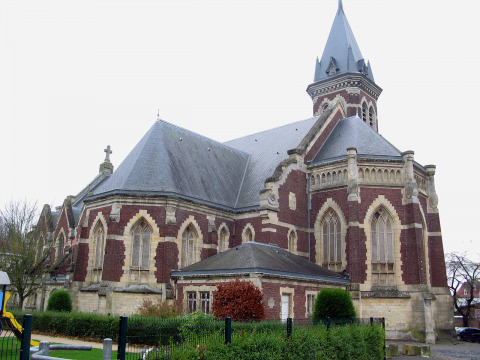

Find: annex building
31;0;453;342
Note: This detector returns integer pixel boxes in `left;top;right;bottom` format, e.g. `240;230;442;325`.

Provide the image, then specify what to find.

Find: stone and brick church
32;0;453;341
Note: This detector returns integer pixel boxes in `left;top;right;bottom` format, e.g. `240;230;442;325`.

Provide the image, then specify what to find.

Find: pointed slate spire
314;1;374;83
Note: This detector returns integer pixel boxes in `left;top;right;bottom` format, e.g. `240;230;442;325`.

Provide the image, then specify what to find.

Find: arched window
182;225;197;267
57;234;64;259
362;102;368;123
218;227;229;253
244;227;254;242
132;220;151;268
371;209;394;285
288;231;297;252
321;210;342;271
94;225;105;268
369;106;375;127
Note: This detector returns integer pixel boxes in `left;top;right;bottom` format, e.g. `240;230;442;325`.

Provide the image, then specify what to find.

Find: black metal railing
117;316;385;360
0;314;32;360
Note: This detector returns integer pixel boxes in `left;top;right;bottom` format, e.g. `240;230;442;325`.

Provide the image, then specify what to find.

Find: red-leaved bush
211;279;265;320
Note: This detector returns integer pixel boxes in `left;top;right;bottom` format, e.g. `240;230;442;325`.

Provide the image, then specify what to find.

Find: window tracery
321;210;342;271
182;225;197;267
371;209;395;285
132;220;151;268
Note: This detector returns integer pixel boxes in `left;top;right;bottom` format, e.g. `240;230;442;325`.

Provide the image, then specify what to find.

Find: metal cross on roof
104;145;113;162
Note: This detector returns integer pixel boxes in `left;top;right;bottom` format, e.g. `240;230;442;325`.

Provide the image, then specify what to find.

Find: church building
32;0;453;342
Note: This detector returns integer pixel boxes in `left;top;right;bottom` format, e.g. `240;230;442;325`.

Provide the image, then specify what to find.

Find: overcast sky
1;0;479;259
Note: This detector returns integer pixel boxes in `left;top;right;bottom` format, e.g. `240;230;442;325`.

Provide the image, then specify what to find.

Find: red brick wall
102;238;125;282
155;242;179;283
73;243;89;282
175;278;326;320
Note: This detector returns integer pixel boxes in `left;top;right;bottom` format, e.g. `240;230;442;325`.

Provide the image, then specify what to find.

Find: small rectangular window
306;294;316;316
200;292;210;314
187;292;197;313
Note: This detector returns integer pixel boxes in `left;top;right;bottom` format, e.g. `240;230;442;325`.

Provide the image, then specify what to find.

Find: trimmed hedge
9;309;119;341
145;324;385;360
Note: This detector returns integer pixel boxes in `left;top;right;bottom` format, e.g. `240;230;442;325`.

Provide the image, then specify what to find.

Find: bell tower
306;0;382;131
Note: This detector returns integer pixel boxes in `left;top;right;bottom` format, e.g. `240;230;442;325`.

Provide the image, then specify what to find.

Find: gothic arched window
321;211;342;271
182;225;197;267
244;227;254;242
94;225;105;268
371;209;394;285
369;106;375;127
57;234;64;259
218;227;228;253
362;102;368;123
288;231;297;252
132;220;151;268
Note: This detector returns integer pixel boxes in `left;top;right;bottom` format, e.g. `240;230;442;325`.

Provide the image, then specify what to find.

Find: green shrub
312;288;356;320
46;290;72;312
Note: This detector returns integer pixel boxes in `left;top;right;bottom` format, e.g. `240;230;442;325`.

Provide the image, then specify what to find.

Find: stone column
347;147;360;202
424;296;436;344
425;165;439;213
402;150;418;204
346;147;365;283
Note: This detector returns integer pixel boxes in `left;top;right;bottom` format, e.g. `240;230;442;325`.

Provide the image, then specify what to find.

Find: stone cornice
306;73;383;101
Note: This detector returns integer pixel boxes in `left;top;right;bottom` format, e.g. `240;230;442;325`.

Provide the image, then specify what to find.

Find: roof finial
338;0;343;12
104;145;113;162
157;109;160;121
355;107;359;118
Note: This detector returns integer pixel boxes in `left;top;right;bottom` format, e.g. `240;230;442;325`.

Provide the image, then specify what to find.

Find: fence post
382;317;386;360
103;338;113;360
20;314;32;360
117;316;128;360
326;317;331;330
225;317;232;344
370;317;374;326
286;318;292;338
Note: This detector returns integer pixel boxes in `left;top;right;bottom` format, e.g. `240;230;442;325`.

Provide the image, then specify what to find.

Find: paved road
391;341;480;360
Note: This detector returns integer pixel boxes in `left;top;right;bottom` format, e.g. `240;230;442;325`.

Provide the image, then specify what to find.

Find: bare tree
0;200;54;309
446;252;480;327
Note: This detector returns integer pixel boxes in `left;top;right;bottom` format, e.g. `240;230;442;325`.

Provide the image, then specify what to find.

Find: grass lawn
0;336;120;360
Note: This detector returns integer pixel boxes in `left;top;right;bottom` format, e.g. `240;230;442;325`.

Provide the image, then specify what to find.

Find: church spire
313;1;374;83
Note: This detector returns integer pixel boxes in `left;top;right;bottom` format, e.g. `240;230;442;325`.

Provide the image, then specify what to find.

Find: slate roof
225;117;319;208
311;116;402;164
314;0;374;83
171;242;349;284
91;117;319;210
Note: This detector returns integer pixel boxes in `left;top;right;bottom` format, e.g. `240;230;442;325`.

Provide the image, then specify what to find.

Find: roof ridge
158;119;250;157
224;116;319;144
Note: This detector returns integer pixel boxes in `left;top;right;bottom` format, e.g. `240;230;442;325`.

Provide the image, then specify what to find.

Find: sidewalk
387;340;480;360
31;333;118;351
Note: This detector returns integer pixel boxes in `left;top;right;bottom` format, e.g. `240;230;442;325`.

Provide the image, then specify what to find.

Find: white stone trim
176;216;204;268
362;195;404;288
314;198;347;268
241;223;256;243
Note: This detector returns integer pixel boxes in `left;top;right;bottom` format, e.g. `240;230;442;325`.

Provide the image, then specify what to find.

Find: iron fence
0;315;32;360
117;316;385;360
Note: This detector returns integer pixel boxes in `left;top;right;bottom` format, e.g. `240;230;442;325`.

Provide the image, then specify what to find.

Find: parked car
456;327;480;342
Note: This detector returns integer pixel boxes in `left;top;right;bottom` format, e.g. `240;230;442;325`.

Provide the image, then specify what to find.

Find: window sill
130;267;149;271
